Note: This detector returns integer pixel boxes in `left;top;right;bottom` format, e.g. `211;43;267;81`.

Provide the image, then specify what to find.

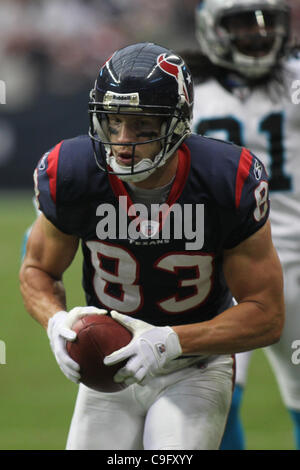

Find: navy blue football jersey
34;133;269;327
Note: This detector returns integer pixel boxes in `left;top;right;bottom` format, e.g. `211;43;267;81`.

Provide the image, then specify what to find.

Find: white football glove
47;306;108;383
103;311;182;386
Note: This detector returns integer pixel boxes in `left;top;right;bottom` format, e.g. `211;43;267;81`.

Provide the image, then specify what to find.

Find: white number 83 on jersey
86;240;214;315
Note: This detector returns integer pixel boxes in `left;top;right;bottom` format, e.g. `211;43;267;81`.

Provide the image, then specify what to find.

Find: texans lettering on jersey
34;133;269;326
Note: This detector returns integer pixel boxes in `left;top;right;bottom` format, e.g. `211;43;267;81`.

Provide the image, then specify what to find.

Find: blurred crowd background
0;0;299;189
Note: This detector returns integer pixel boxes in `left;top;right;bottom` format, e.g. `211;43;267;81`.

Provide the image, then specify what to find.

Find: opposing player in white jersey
186;0;300;449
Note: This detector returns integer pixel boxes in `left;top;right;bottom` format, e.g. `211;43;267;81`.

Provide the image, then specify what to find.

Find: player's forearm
19;265;67;330
173;301;284;356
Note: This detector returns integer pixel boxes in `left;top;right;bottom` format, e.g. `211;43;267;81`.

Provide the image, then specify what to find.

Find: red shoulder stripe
235;148;253;209
166;143;191;206
46;141;63;204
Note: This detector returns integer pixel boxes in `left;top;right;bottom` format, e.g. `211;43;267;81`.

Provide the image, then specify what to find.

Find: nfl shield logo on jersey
140;220;160;239
253;159;263;180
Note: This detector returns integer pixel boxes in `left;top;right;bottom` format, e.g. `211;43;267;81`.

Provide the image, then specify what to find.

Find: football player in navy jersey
19;42;284;450
184;0;300;450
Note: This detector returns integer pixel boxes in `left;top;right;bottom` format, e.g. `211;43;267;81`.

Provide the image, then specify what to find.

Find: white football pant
66;354;234;450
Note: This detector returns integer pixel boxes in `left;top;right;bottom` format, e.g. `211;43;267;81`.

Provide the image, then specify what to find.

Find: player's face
222;11;277;57
107;114;162;166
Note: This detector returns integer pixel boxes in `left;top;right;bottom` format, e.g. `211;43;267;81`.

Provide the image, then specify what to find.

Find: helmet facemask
89;92;190;183
220;8;289;77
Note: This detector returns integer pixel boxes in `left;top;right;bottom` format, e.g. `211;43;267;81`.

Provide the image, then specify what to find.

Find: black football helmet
88;42;194;182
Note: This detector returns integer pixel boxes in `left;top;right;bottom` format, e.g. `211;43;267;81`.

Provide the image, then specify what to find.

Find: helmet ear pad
92;114;112;157
92;114;102;136
93;114;110;141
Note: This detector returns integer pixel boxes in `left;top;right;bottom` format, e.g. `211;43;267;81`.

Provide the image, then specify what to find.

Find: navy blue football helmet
88;42;194;182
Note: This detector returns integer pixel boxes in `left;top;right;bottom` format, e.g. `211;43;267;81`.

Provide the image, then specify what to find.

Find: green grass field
0;191;295;450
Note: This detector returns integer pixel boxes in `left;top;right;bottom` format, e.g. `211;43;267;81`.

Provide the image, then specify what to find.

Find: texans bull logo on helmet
157;53;193;107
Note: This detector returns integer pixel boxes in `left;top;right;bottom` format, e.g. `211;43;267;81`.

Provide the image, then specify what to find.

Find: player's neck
130;151;179;190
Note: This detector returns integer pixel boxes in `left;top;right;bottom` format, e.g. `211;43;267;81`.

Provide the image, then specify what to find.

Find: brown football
66;314;132;393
